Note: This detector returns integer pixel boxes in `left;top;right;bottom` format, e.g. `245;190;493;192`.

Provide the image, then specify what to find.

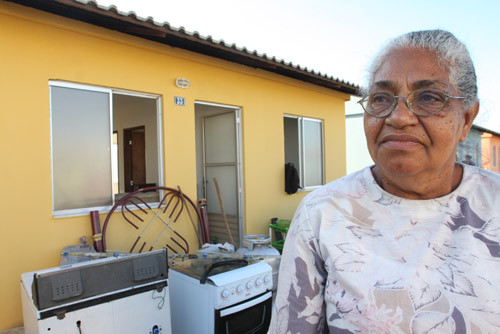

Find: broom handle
213;177;236;245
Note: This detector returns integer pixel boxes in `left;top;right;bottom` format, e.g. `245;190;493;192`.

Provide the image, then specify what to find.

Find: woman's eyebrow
412;79;443;89
372;80;396;90
372;79;449;91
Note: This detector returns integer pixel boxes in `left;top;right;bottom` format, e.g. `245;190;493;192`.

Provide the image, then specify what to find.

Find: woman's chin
377;159;425;177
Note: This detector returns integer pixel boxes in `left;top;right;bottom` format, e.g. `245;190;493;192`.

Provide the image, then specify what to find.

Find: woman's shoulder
455;165;500;217
461;164;500;190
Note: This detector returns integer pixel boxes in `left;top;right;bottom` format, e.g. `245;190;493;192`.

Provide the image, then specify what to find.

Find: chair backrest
94;186;209;254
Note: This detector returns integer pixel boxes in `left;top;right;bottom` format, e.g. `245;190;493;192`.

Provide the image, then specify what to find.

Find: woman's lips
380;134;423;150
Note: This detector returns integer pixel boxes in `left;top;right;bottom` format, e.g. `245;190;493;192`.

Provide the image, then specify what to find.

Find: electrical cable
152;288;166;309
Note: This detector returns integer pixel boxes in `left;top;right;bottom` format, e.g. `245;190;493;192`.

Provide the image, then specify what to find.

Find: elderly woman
269;30;500;333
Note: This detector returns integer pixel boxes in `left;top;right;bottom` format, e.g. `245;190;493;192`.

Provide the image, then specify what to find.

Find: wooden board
208;213;239;248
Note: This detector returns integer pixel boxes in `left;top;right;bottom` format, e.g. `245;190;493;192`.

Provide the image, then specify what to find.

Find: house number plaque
174;96;185;106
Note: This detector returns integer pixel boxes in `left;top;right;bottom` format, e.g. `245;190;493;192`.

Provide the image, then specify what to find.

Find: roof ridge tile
14;0;360;93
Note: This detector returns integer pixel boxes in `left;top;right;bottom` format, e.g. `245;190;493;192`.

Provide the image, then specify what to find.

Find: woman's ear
460;101;480;141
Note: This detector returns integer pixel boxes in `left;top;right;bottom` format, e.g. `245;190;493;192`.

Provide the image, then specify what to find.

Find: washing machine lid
22;249;168;311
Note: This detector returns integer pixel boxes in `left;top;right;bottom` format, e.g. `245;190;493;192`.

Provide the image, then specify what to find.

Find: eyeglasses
358;88;466;118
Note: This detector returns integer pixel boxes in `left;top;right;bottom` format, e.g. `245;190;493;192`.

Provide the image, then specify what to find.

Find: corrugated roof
4;0;360;95
472;124;500;137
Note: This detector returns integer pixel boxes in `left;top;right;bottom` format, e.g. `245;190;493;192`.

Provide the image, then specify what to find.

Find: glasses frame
358;88;466;118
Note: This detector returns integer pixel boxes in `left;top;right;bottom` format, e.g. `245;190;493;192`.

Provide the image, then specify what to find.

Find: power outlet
51;270;83;301
133;257;159;281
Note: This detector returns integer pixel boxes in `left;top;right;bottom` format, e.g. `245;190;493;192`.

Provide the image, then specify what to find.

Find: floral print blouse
269;165;500;333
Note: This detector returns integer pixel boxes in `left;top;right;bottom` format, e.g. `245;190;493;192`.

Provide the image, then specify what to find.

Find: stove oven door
214;291;272;334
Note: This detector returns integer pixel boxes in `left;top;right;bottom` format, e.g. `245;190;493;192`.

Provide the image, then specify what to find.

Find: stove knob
255;278;263;287
236;284;244;294
246;281;254;290
221;289;230;299
264;275;271;284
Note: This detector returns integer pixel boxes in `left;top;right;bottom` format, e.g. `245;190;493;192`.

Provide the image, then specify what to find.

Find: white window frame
50;81;164;218
284;115;324;190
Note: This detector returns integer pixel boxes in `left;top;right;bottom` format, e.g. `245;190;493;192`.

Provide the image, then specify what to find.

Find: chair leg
90;210;104;252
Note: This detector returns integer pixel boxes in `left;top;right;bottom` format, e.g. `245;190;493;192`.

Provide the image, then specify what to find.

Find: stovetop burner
169;255;260;283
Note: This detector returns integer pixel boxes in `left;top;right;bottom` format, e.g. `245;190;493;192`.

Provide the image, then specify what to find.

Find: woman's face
364;48;477;189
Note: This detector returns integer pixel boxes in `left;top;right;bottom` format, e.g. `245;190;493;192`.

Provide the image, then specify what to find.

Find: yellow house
0;0;358;330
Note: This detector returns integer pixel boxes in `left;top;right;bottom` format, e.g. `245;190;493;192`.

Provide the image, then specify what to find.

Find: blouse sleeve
268;201;328;334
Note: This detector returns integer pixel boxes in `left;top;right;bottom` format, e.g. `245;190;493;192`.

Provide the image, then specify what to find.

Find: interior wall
113;94;158;193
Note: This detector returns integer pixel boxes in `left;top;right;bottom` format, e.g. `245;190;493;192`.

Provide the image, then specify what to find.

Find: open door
123;126;146;192
195;102;243;247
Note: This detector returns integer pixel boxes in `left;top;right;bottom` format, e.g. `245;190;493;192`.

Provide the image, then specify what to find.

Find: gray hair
364;29;478;110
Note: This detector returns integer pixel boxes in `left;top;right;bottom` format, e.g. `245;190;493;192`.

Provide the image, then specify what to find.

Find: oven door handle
200;259;248;284
220;291;272;317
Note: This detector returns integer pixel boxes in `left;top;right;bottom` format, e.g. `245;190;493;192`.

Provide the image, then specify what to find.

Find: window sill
53;192;161;218
298;185;322;192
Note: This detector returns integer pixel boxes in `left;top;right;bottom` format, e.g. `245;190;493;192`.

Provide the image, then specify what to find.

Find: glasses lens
409;89;446;115
362;92;394;116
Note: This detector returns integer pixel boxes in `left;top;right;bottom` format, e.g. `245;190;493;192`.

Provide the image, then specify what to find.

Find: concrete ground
0;328;24;334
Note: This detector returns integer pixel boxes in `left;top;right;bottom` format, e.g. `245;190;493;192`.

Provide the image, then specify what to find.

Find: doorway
195;102;244;247
124;126;146;192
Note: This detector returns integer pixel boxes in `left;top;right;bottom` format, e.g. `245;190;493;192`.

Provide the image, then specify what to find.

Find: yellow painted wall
0;2;349;330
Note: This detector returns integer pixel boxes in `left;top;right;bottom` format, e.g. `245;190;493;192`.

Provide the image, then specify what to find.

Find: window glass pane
475;143;479;165
303;119;323;187
493;146;497;167
498;146;500;168
205;166;237;216
51;86;112;211
284;117;300;167
112;94;159;198
204;112;236;164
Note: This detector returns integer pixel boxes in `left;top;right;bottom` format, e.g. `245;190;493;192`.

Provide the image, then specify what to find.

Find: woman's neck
371;164;464;200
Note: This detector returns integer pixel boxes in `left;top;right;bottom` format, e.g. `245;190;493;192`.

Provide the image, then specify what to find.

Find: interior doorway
124;126;146;192
195;102;244;247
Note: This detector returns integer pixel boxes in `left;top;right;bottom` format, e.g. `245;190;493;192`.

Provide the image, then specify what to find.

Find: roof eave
5;0;360;95
472;124;500;137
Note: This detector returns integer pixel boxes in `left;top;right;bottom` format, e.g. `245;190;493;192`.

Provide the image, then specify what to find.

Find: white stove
169;257;272;334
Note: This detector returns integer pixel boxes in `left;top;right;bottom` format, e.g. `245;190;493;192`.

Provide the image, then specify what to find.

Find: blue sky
97;0;500;132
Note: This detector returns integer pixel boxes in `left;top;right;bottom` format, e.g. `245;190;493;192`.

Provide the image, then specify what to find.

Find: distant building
478;126;500;173
345;97;373;174
456;124;500;173
456;126;483;167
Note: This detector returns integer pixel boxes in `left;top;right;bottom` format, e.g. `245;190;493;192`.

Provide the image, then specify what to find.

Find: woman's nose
384;97;418;127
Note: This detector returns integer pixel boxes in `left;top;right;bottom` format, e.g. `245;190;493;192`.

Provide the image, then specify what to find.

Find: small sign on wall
174;96;185;106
